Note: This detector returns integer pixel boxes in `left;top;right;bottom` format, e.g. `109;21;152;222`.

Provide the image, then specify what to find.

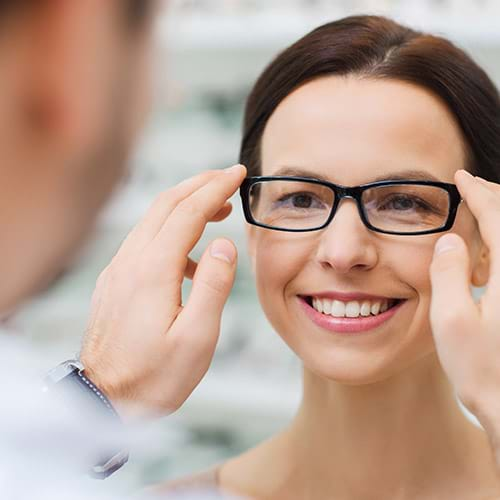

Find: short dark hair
0;0;153;29
239;15;500;183
124;0;154;30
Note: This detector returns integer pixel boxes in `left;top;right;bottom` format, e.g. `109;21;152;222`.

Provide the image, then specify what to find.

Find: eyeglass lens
248;180;451;233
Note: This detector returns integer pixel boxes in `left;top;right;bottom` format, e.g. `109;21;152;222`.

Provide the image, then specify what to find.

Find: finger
455;169;500;298
184;257;198;280
210;202;233;222
184;199;232;279
429;233;478;342
474;175;500;194
152;165;246;273
116;170;226;258
170;239;237;351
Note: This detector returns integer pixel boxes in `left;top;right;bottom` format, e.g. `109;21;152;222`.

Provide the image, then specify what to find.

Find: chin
302;353;399;386
298;340;437;387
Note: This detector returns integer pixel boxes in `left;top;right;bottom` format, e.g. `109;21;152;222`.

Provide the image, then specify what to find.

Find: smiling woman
157;14;500;500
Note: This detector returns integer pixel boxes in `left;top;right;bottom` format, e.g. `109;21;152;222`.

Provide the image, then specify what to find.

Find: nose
315;196;378;274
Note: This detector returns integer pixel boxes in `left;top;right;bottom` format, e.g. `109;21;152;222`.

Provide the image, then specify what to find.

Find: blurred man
0;0;156;314
0;0;245;496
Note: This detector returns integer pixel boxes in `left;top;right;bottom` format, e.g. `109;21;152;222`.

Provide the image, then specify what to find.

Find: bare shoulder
149;465;222;496
150;432;290;499
217;432;294;499
150;462;259;499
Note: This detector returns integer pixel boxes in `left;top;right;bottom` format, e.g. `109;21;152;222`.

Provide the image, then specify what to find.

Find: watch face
44;360;82;385
90;450;129;479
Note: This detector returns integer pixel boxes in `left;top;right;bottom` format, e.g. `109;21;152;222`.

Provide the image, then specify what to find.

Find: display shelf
174;365;302;436
155;5;500;94
96;184;246;235
159;6;500;52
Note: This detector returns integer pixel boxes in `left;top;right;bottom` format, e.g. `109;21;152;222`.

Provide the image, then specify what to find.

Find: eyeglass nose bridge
327;185;367;227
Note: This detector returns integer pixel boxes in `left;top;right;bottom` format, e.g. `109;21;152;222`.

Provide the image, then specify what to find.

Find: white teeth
322;299;332;314
311;297;396;318
314;298;323;313
360;301;371;316
370;301;381;315
331;300;345;317
345;301;360;317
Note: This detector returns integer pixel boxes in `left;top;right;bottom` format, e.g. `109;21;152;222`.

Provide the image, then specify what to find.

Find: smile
298;296;407;334
308;296;401;318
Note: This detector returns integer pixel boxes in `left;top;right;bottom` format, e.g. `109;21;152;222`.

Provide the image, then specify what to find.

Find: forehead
260;76;466;182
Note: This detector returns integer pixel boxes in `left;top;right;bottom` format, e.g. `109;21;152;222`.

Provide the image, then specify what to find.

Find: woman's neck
282;351;498;499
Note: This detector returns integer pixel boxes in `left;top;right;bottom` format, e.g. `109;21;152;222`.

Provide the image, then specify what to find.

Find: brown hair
239;15;500;182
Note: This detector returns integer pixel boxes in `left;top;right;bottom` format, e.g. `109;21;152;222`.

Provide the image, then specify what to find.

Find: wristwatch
43;359;129;479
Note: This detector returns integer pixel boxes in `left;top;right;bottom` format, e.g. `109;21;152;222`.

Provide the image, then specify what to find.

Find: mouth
298;295;408;334
302;295;404;317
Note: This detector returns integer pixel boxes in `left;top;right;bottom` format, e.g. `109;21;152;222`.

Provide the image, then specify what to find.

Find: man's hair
0;1;152;29
124;0;154;30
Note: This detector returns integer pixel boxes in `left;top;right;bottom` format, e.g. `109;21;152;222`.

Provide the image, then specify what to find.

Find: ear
245;223;257;275
25;0;119;153
471;242;489;288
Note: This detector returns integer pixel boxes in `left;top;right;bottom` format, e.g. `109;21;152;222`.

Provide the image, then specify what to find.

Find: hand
429;169;500;461
79;164;247;419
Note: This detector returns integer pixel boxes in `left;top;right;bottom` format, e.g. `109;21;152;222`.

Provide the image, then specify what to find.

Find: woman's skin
218;77;500;499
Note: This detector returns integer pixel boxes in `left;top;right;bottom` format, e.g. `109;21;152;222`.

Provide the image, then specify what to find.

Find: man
0;0;246;493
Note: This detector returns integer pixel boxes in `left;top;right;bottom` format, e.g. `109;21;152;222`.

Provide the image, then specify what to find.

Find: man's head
0;0;158;314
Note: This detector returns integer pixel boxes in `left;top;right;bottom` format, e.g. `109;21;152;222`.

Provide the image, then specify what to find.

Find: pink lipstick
298;296;406;334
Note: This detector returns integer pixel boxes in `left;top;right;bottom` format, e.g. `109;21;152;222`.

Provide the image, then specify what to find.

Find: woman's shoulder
152;434;285;499
152;465;222;495
151;459;258;499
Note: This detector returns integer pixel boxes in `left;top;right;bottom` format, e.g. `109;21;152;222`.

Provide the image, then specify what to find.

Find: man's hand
429;169;500;469
80;165;247;419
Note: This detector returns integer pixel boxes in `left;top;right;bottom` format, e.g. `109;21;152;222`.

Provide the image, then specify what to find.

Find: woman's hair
239;15;500;182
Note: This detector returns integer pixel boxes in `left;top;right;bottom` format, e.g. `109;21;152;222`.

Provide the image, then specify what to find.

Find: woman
159;15;500;499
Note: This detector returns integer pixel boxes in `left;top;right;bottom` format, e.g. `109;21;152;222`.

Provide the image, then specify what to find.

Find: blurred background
7;0;500;493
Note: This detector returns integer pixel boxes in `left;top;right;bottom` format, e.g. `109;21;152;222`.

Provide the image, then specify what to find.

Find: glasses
240;176;463;236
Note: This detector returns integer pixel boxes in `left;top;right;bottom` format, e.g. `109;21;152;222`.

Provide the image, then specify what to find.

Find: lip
298;296;407;334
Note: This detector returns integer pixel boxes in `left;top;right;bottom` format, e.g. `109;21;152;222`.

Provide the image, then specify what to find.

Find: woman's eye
379;195;431;212
276;192;323;209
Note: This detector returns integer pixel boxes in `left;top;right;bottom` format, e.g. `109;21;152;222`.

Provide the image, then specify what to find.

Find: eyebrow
271;166;440;183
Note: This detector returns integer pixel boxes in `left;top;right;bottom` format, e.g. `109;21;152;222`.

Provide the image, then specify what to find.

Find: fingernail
434;233;461;255
210;239;236;264
474;175;489;184
224;164;244;174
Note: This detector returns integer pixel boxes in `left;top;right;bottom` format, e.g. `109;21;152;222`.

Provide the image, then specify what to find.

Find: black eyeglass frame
240;176;463;236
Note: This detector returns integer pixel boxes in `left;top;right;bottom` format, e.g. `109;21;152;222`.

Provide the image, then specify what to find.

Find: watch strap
59;370;120;420
50;363;129;479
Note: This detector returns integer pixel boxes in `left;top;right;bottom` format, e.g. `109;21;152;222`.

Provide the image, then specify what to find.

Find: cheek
401;245;434;298
254;233;315;329
126;52;153;143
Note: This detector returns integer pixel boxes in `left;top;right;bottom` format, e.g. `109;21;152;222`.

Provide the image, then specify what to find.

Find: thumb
429;233;476;335
173;238;237;344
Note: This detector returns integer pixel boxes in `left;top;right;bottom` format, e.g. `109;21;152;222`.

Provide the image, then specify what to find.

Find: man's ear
25;0;118;153
245;223;256;275
471;242;489;288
